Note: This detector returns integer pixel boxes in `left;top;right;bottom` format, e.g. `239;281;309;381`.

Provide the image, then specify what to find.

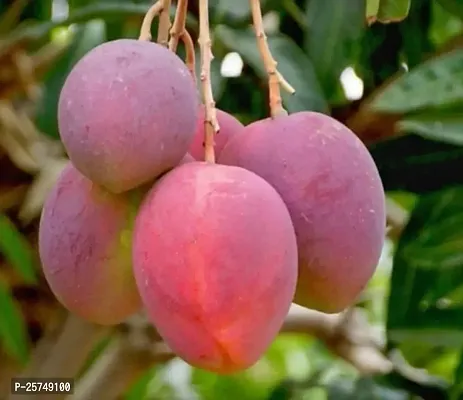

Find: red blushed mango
189;105;244;161
132;162;298;373
58;39;198;193
219;111;386;314
38;163;142;325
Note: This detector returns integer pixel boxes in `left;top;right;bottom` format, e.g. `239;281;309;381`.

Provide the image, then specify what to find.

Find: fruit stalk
169;0;195;81
169;0;189;52
157;0;172;46
180;30;196;81
249;0;295;117
138;1;164;41
198;0;219;163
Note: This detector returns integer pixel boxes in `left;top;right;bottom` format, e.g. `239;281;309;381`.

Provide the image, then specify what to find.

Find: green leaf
451;350;463;398
369;48;463;113
370;135;463;193
0;283;29;364
213;0;251;21
214;25;328;113
398;110;463;146
437;0;463;19
304;0;366;103
387;186;463;346
0;0;29;34
430;0;463;47
377;0;411;22
366;0;381;22
1;3;197;57
0;214;37;284
36;20;107;138
399;0;434;69
456;351;463;382
193;368;269;400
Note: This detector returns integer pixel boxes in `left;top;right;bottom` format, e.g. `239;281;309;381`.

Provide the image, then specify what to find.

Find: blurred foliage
0;0;463;399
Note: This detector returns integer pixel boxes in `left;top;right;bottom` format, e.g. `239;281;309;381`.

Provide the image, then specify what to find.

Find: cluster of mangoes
38;38;386;374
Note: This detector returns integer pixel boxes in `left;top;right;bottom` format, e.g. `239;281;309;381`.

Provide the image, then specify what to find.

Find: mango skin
58;39;198;193
189;105;244;161
38;163;142;325
219;111;386;313
132;162;298;373
180;153;195;164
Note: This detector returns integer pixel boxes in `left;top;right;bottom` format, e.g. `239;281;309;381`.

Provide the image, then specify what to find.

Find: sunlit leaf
0;214;37;284
377;0;411;22
430;0;463;47
366;0;381;23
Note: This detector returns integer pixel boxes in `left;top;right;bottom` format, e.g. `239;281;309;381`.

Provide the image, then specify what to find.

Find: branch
138;1;164;41
180;29;196;81
168;0;188;52
8;314;109;400
282;305;393;375
198;0;219;163
249;0;295;118
70;314;175;400
386;197;409;240
168;0;195;81
157;0;172;46
70;338;173;400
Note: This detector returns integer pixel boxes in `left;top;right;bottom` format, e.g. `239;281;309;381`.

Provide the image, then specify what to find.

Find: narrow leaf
369;49;463;113
398;112;463;146
0;283;29;364
0;214;37;284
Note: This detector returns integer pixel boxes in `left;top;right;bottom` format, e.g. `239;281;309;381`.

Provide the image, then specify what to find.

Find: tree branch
70;314;174;400
8;314;109;400
283;304;393;375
